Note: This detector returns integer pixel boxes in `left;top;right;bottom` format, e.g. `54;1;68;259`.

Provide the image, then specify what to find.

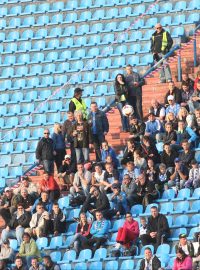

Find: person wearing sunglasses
151;23;173;83
36;129;56;174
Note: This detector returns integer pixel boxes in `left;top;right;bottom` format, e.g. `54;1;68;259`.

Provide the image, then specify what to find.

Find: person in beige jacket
25;202;49;238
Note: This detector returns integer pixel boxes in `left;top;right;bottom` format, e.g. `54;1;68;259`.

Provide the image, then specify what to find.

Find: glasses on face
156;27;162;29
44;133;49;135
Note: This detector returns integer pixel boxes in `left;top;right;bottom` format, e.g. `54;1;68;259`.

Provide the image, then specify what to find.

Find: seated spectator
193;108;200;135
165;81;182;105
162;122;177;145
70;162;91;198
18;233;41;268
176;120;198;147
31;192;52;214
13;176;38;199
177;107;194;128
104;155;117;169
165;95;180;117
132;174;159;207
180;82;194;109
101;140;119;168
25;203;50;238
178;139;195;168
115;212;139;249
91;163;106;192
140;206;170;250
11;188;34;214
51;123;66;171
188;80;200;112
57;154;76;190
141;136;160;164
43;255;60;270
139;217;147;238
29;257;44;270
84;211;109;253
157;163;171;191
129;115;145;143
134;150;147;170
0;259;9;270
80;186;111;219
121;174;137;207
49;202;66;236
161;143;178;169
181;72;194;91
173;247;193;270
169;158;189;189
40;172;60;202
102;162;119;192
122;161;140;180
185;159;200;189
149;99;165;122
110;183;128;216
194;71;200;90
0;187;13;223
1;204;31;245
175;233;194;258
139;247;161;270
70;212;92;254
121;139;137;165
146;159;158;183
13;256;28;270
165;111;178;130
0;240;14;264
145;112;163;141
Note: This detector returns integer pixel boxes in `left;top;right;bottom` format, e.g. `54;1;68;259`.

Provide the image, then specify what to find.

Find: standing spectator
31;192;52;214
40;172;60;201
181;72;194;91
70;162;91;197
13;256;28;270
69;88;87;120
169;158;189;189
71;110;92;163
188;80;200;112
70;212;92;254
194;71;200;90
165;82;182;105
101;141;119;168
125;64;144;120
185;159;200;188
88;102;109;161
29;257;44;270
84;211;109;253
145;113;163;142
0;240;14;264
178;139;195;168
114;73;129;132
43;256;60;270
36;129;55;174
91;163;106;192
25;203;50;238
139;247;161;270
62;111;76;167
51;123;66;171
165;95;181;117
129;115;146;143
140;206;170;249
173;248;193;270
175;233;194;258
1;204;31;245
121;174;136;207
149;99;166;122
49;202;66;236
115;213;139;249
151;23;173;83
18;233;41;268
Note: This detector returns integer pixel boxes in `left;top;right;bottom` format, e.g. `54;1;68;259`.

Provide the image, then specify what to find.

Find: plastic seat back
62;250;76;262
105;261;118;270
120;260;134;270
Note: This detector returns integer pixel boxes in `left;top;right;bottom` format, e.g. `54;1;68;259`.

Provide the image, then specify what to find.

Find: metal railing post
194;38;197;67
177;51;182;82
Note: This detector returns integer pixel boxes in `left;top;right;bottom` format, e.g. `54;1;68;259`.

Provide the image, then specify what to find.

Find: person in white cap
165;95;180;117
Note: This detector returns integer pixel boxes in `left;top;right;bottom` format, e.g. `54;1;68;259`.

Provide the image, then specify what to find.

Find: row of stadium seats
0;24;186;43
0;0;199;17
0;8;199;29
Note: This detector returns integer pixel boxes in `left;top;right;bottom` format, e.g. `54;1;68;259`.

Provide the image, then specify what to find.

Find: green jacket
19;238;41;260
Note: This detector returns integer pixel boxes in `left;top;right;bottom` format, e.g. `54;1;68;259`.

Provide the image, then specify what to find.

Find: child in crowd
185;159;200;189
139;217;147;237
157;163;171;191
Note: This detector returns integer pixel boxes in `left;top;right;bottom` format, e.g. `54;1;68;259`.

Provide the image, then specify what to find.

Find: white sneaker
115;243;121;249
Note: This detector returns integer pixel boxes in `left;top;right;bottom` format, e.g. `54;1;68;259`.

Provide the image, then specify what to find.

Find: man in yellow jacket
69;88;87;120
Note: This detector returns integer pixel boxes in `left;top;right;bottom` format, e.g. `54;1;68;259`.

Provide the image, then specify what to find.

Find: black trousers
128;95;143;120
84;237;107;252
140;232;169;250
55;149;66;171
92;134;105;162
81;202;115;220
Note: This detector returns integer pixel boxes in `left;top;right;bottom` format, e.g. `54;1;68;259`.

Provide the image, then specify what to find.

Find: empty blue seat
13;79;26;90
147;3;159;14
47;113;61;124
105;8;118;19
101;33;114;45
157;189;176;202
65;222;76;236
36;15;49;26
3;116;18;129
60;264;71;270
74;249;92;262
0;105;7;116
140;203;158;216
89;262;102;270
1;67;14;78
133;4;145;16
160;202;173;214
45;236;63;250
50;14;63;25
92;9;104;21
188;227;199;240
65;0;78;10
60;38;73;49
172;215;189;228
0;80;11;91
131;204;143;216
23;4;36;15
8;5;21;16
89;248;107;262
0;7;7;17
186;0;200;10
30;128;44;140
73;49;86;60
43;63;56;75
4;43;17;54
173;1;187;11
4;55;16;65
142;17;157;28
29;65;42;76
173;201;190;214
74;263;87;270
67;208;80;221
173;188;191;201
7;166;23;178
105;261;118;270
1;142;14;154
139;54;153;66
47;39;60;50
160;16;172;26
65;12;77;23
78;11;92;21
76;24;89;35
23;91;37;102
119;6;132;17
110;219;124;232
190;188;200;200
50;251;62;262
172;14;186;25
31;53;45;64
8;18;21;28
59;51;72;61
188;200;200;213
0;167;8;177
0;93;9;104
34;28;47;39
58;250;76;264
16;54;30;65
171;26;185;38
56;62;70;73
126;56;140;66
189;214;200;227
21;16;35;27
27;141;38;152
78;0;92;9
15;129;31;141
12;153;26;165
36;237;48;250
26;77;39;89
51;1;64;12
49;101;63;112
120;260;134;270
184;13;200;24
13;141;28;154
45;51;58;62
90;23;103;34
21;29;33;40
18;41;31;53
31;114;46;126
129;44;141;54
95;71;109;82
7;104;20;116
94;85;108;96
87;47;99;58
37;3;50;13
53;75;67;86
129;31;142;42
103;22;117;32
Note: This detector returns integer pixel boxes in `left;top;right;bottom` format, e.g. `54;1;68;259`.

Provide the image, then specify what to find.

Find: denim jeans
116;102;129;131
70;233;89;254
42;160;54;174
1;227;24;245
75;148;89;163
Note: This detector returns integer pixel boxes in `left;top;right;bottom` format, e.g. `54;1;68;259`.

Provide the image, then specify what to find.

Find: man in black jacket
151;23;173;83
139;247;161;270
49;202;66;236
129;115;145;143
43;255;60;270
88;102;109;162
81;186;113;219
36;129;55;174
140;206;170;250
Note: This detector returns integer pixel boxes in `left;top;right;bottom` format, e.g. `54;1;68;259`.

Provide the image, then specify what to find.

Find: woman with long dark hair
114;73;129;132
173;247;192;270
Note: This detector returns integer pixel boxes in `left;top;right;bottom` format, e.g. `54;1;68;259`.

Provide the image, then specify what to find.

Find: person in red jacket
115;212;139;249
40;172;60;202
173;247;193;270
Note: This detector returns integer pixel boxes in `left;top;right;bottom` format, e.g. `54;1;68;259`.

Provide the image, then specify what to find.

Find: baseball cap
167;95;174;101
174;158;180;163
179;233;187;239
74;88;84;94
65;154;71;159
4;187;10;192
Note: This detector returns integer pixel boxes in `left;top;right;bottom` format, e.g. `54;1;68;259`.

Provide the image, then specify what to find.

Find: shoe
115;243;121;249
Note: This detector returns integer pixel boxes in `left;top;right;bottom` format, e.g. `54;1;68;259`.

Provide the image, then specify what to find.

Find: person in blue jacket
31;192;52;214
84;211;109;252
101;140;119;168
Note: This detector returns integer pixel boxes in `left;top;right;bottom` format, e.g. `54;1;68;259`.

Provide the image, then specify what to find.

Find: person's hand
171;140;176;144
73;131;77;136
75;187;80;193
90;186;95;194
53;151;57;156
150;232;156;238
90;209;96;213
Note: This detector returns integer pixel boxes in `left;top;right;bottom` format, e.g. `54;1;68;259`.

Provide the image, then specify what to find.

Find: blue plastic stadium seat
49;14;63;25
59;51;72;61
78;0;92;9
50;251;62;262
47;39;60;50
189;188;200;200
95;71;109;83
87;47;99;58
36;237;48;250
18;102;33;115
172;14;186;25
23;4;36;15
92;9;105;21
27;141;38;152
73;49;86;60
0;105;7;116
6;104;20;116
43;63;56;75
119;6;132;18
1;129;16;142
74;263;87;270
8;6;22;16
37;3;50;13
105;261;118;270
26;77;39;89
65;222;76;236
65;0;78;10
101;33;115;45
53;75;67;86
160;16;172;27
188;227;199;240
30;128;44;140
16;54;30;65
89;262;102;270
157;189;176;202
73;36;87;48
126;56;140;66
45;51;58;62
21;16;35;27
64;12;77;23
67;208;80;221
89;248;107;262
1;142;14;154
76;24;89;35
129;31;142;42
31;53;45;64
188;214;200;227
186;0;200;10
36;15;49;26
147;3;159;15
171;27;185;38
109;219;124;233
45;236;63;250
82;72;95;83
18;41;31;53
29;65;42;76
140;42;151;54
8;18;21;29
171;215;189;228
0;93;9;104
0;167;8;178
103;22;117;32
0;80;11;91
188;200;200;213
56;63;70;74
105;8;118;19
58;250;76;264
60;264;71;270
30;114;47;126
173;188;191;201
47;113;61;124
1;67;14;78
184;13;200;24
12;79;26;90
173;201;190;214
119;260;134;270
142;17;158;29
2;116;18;129
97;59;111;70
131;204;143;216
74;249;92;263
113;45;127;56
0;18;6;29
21;29;33;40
90;23;103;34
4;55;16;66
60;38;73;49
15;129;31;141
129;44;141;54
0;32;5;41
7;166;23;178
0;7;7;17
51;1;64;12
22;91;37;102
139;54;154;66
78;11;92;22
34;28;47;39
9;239;18;251
158;2;173;14
12;153;26;164
133;4;145;16
173;1;187;11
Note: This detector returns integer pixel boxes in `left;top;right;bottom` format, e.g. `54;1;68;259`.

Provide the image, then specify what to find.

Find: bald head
155;23;162;33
